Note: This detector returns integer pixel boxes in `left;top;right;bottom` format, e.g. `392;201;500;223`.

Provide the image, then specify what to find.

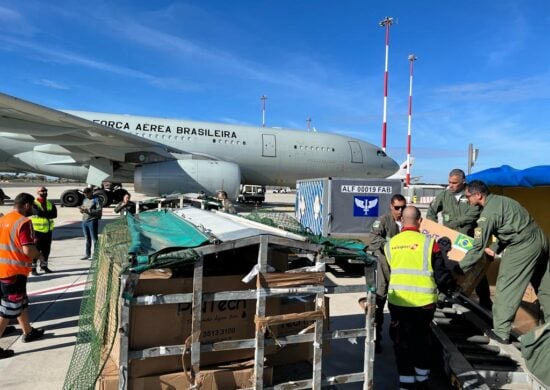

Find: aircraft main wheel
61;189;82;207
94;189;111;207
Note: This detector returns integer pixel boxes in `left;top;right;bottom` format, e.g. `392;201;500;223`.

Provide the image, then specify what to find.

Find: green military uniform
364;213;401;351
366;213;402;296
460;194;550;339
426;188;492;308
426;189;480;235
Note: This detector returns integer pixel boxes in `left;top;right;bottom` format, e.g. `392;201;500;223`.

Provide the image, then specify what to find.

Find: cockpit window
377;150;387;157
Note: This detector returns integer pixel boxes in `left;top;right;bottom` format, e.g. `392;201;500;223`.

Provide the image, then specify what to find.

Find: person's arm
431;242;457;294
426;193;443;222
114;202;124;214
48;202;58;219
365;218;387;252
19;221;42;261
22;244;42;262
459;214;496;273
448;203;480;230
88;198;103;218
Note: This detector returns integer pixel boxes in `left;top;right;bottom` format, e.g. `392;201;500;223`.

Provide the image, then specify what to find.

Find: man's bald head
402;206;422;228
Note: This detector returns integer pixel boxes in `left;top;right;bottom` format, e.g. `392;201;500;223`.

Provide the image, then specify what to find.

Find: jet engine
134;159;241;199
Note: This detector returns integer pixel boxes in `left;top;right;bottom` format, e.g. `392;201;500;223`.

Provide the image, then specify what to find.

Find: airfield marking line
28;280;89;296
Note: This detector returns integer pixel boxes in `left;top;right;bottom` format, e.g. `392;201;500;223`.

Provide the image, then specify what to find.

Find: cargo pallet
116;212;377;389
432;295;547;389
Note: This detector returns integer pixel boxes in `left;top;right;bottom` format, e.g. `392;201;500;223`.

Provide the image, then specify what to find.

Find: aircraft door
262;134;276;157
348;141;363;163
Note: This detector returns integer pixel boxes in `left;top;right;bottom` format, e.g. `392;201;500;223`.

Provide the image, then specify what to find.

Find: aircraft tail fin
387;157;415;180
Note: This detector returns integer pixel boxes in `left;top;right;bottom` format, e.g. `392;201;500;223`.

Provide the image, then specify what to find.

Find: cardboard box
130;272;267;349
266;297;330;366
419;218;488;296
98;363;273;390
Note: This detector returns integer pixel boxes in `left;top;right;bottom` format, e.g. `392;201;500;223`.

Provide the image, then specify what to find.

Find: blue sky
1;1;549;183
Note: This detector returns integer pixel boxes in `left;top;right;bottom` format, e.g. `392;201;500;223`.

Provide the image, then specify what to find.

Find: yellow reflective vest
384;230;438;307
30;200;55;233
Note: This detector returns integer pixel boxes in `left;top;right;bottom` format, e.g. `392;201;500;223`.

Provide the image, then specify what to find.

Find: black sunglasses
393;205;406;211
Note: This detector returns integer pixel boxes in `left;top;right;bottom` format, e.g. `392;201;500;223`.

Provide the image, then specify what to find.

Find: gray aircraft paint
0;92;398;197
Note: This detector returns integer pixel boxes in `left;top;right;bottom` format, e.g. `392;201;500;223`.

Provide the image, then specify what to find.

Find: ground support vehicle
238;184;266;204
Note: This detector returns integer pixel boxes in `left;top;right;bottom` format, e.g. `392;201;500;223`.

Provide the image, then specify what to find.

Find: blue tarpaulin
466;165;550;187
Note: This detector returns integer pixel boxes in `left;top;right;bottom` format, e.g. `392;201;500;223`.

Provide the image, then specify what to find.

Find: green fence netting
245;211;375;264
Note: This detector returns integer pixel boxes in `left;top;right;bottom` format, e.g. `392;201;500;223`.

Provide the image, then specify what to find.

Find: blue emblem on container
353;196;379;217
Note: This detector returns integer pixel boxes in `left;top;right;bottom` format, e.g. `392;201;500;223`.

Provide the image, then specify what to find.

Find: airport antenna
306;116;312;131
406;54;417;188
379;16;394;153
260;95;268;127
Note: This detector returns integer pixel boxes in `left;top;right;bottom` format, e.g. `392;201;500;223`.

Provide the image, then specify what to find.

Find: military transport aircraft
0;92;398;199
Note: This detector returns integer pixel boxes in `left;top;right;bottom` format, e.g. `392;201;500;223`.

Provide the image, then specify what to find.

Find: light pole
260;95;267;127
379;16;394;153
406;54;417;187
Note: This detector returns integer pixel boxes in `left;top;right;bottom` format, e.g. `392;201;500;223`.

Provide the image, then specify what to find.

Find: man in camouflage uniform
426;168;492;309
461;180;550;344
365;193;406;353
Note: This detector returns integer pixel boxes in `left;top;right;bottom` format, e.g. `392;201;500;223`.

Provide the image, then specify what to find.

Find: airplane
386;157;422;183
0;92;399;202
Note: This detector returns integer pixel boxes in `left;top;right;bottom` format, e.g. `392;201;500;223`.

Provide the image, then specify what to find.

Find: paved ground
0;183;443;389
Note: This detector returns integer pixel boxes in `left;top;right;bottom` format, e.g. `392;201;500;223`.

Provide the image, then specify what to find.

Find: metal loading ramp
64;207;378;389
431;295;548;389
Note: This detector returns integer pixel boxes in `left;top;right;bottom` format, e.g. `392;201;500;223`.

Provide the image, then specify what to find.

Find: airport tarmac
0;183;442;389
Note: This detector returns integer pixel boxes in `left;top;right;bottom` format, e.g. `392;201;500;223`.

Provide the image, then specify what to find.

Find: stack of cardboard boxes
97;250;330;389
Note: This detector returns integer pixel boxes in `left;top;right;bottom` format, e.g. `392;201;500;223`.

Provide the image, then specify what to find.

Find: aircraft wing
0;92;215;184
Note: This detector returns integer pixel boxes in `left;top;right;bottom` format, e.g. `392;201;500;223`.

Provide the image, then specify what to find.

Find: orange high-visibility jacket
0;212;33;278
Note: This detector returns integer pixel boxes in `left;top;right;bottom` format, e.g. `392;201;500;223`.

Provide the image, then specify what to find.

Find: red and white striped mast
379;16;393;153
406;54;417;187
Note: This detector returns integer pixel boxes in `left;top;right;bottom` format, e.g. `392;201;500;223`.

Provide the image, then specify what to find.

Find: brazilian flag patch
454;234;474;252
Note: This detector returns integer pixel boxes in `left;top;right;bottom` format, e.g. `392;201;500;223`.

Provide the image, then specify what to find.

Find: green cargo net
63;209;375;389
245;211;375;265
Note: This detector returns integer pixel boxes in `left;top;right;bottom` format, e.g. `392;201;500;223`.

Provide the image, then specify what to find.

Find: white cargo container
295;177;402;238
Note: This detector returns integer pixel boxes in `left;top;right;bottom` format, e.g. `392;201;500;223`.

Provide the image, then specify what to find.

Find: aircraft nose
383;156;399;176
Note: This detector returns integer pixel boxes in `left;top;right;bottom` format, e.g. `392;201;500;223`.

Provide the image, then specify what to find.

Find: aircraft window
213;139;216;143
332;148;335;152
231;140;235;144
243;141;246;145
377;150;387;157
237;141;240;145
294;145;297;149
225;140;229;144
188;137;191;141
300;146;304;150
316;147;320;151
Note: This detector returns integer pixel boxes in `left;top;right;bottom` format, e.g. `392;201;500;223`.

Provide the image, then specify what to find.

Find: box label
342;185;393;194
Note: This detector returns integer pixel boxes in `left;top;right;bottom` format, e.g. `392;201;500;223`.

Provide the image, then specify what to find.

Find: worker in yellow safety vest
384;206;457;390
29;186;57;274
